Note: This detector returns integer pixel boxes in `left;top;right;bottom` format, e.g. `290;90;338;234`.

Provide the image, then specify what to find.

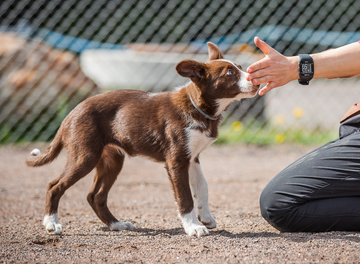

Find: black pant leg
260;132;360;232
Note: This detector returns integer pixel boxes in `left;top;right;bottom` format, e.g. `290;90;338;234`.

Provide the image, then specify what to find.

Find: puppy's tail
26;126;64;167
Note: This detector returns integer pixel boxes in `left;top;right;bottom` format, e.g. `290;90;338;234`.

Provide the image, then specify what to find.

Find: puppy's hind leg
44;147;101;235
87;145;135;231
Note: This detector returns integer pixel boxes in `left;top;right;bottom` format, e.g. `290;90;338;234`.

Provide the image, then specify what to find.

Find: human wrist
288;56;300;81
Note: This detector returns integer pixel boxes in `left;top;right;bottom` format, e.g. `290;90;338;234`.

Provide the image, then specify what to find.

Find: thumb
254;37;275;56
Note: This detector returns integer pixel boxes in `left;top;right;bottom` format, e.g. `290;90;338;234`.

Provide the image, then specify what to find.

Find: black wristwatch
298;54;314;85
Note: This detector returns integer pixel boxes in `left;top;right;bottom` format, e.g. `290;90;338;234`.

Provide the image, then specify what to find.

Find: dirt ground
1;143;360;263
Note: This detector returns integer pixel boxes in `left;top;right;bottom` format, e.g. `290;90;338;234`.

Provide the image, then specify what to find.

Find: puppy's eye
226;70;233;76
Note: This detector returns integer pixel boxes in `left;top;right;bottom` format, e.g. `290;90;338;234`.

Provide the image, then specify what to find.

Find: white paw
30;148;41;156
109;221;136;231
43;213;63;235
185;223;209;237
180;209;209;238
198;212;216;229
45;222;63;234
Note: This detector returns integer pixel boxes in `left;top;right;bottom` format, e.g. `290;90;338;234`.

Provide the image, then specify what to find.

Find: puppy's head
176;42;260;114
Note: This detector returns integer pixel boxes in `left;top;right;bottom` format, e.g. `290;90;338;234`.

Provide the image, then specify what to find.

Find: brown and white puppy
26;42;259;237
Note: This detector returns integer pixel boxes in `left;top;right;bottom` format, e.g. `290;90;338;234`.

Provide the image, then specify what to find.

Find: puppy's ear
207;42;224;61
176;59;205;83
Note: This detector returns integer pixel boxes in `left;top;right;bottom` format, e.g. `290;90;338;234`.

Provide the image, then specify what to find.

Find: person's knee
260;186;272;222
259;181;292;232
259;183;275;223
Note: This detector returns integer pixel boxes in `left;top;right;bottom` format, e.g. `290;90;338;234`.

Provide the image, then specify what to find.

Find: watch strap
298;54;314;85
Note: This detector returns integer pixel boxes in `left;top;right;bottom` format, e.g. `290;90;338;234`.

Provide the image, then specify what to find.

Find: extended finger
247;68;269;81
247;58;271;73
251;75;273;86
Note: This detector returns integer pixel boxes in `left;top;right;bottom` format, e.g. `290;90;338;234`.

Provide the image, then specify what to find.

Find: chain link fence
1;0;360;144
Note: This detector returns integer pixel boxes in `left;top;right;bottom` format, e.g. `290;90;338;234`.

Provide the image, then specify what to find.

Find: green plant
216;121;338;145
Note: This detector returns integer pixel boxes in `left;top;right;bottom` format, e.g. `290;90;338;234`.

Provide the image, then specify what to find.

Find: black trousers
260;115;360;232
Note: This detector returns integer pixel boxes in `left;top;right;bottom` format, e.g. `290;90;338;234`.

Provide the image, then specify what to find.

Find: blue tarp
0;21;125;53
2;22;359;53
192;25;360;52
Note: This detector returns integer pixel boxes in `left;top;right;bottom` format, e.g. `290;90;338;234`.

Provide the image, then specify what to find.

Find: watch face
301;63;313;74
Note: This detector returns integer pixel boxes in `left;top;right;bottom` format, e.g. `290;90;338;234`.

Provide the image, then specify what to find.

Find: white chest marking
186;129;215;161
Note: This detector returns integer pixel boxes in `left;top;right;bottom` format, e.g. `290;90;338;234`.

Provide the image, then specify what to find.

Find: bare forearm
312;42;360;79
288;42;360;80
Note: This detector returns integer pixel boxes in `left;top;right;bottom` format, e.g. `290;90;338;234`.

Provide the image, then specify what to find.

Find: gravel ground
1;144;360;263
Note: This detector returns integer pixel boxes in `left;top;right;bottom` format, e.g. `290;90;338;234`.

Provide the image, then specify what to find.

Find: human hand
247;37;299;96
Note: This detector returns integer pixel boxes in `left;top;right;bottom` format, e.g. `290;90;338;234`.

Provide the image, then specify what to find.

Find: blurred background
1;0;360;145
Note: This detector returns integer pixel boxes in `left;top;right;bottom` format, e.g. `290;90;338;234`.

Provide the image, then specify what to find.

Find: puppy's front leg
165;160;209;237
189;159;216;229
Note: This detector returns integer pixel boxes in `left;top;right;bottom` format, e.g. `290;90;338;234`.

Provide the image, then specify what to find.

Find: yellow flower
231;121;243;132
274;133;285;144
293;107;304;118
275;114;286;125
